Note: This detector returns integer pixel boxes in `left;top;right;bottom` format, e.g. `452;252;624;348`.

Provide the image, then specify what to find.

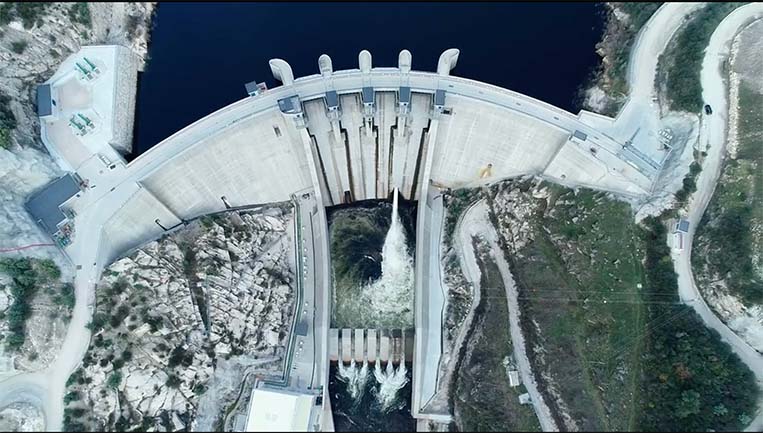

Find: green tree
676;390;701;418
107;371;122;389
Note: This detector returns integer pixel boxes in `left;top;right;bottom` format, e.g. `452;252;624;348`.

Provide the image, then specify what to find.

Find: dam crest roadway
5;46;689;430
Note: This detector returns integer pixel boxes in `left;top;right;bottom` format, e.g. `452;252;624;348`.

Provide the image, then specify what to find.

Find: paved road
456;201;558;432
670;4;763;431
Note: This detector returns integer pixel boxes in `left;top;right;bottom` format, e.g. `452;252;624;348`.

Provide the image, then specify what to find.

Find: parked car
704;104;713;115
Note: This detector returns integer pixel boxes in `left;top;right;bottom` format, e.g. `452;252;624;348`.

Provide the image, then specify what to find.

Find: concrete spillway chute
437;48;460;76
359;50;372;74
398;50;412;74
269;58;295;85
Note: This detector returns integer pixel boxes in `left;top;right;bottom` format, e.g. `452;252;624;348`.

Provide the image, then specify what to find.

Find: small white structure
508;370;520;387
519;393;532;405
244;386;317;432
672;218;690;251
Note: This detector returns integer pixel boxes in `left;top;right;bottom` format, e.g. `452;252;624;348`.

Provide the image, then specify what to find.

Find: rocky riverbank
581;2;662;116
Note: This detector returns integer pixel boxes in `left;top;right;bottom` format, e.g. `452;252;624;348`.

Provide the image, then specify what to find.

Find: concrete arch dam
102;49;654;262
88;49;662;424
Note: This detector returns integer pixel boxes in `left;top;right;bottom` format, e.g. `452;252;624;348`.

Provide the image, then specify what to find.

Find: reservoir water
129;2;605;158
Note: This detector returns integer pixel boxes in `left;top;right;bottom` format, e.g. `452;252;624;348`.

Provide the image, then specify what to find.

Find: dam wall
140;108;313;220
83;50;662;295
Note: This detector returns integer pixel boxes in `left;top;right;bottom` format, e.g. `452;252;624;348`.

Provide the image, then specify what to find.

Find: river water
129;2;605;158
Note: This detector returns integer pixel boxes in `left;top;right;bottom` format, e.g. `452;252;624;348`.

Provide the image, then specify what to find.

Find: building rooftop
37;84;53;117
676;219;690;233
25;174;80;235
245;387;315;432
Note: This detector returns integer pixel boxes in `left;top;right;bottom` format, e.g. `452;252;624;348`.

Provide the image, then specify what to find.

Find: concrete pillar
367;329;377;362
341;329;352;363
379;331;390;363
354;329;364;362
328;328;339;361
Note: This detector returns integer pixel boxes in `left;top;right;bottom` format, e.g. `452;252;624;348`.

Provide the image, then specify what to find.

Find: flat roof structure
325;90;339;109
37;84;53;117
245;387;316;432
676;219;690;233
25;174;80;235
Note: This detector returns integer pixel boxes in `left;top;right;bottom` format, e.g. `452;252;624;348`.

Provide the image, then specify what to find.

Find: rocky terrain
582;2;662;115
692;20;763;353
0;0;154;334
62;205;297;431
0;401;44;432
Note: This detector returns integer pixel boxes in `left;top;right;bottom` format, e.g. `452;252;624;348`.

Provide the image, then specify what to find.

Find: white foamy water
337;358;370;400
373;357;409;411
360;188;415;328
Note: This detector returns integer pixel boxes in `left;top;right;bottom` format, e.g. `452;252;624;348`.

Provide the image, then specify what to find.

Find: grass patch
452;241;541;432
658;3;744;112
10;40;28;54
487;180;759;430
693;82;763;304
488;183;647;430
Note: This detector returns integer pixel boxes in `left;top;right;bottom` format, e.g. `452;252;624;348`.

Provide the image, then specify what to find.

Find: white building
244;386;318;432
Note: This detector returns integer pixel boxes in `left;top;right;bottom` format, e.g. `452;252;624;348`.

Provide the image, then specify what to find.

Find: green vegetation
485;180;759;430
693;82;763;303
659;3;743;112
68;3;91;27
442;187;483;246
599;3;663;100
487;183;647;430
0;2;50;28
0;257;63;351
10;40;28;54
674;155;703;208
640;217;757;430
452;241;541;432
106;371;122;389
0;92;17;149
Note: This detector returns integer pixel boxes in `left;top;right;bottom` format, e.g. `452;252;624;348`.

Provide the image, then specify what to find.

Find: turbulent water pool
327;191;417;431
329;362;415;432
327;193;417;329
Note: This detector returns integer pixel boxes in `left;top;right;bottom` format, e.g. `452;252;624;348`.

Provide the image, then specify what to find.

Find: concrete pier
328;329;413;363
341;329;352;363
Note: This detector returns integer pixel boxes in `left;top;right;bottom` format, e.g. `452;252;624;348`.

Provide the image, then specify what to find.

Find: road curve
457;201;558;432
625;2;705;101
670;3;763;431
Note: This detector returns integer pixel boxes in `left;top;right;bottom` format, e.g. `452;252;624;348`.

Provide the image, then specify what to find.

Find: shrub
10;40;28;54
107;370;122;389
68;3;91;27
